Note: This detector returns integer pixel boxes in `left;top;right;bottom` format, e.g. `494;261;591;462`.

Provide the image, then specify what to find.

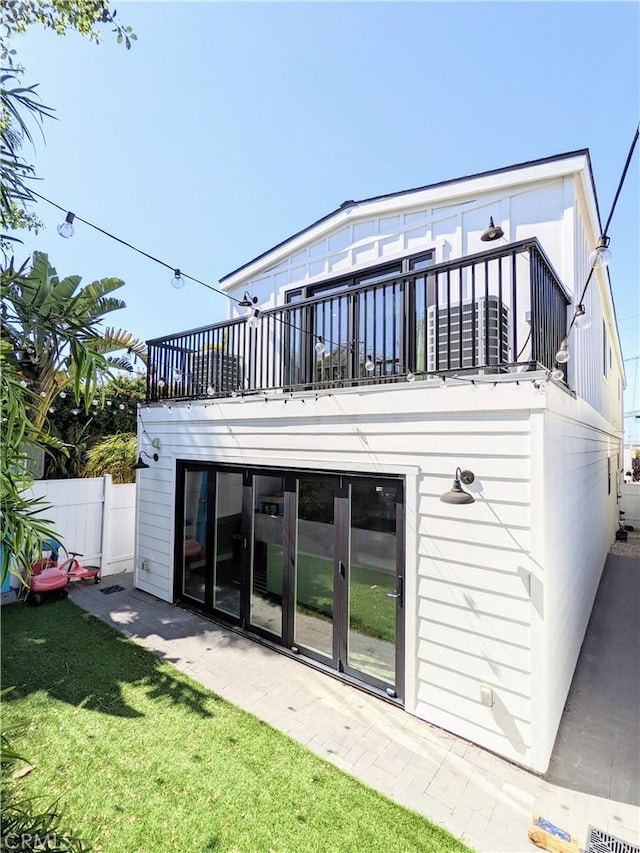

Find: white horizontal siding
137;379;540;766
533;386;621;769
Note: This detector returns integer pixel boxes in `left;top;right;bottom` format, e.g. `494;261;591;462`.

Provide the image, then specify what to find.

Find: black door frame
174;461;405;700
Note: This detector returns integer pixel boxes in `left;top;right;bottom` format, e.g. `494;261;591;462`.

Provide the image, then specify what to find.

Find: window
285;250;434;303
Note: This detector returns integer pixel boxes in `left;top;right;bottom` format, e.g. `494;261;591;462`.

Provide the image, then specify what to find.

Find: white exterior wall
533;385;620;767
227;178;570;313
137;380;559;768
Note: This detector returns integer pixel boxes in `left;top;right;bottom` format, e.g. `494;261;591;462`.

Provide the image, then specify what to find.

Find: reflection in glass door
293;478;335;660
250;474;285;637
181;469;209;603
345;480;400;687
213;471;242;618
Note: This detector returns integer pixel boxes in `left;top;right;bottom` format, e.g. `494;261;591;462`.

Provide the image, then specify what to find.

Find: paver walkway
68;554;639;853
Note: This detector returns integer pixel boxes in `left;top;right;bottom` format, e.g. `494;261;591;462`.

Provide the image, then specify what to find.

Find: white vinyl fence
24;476;135;576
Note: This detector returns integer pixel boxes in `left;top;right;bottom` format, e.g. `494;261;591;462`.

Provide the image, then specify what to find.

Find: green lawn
1;601;470;853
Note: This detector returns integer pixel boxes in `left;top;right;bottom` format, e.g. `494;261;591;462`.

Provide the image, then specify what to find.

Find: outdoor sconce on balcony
480;217;504;242
133;451;159;471
440;468;475;504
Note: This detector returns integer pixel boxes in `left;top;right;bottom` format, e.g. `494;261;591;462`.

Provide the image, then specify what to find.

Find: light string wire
27;189;354;355
567;123;639;336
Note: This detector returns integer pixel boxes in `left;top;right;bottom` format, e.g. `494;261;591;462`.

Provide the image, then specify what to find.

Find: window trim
285;249;435;304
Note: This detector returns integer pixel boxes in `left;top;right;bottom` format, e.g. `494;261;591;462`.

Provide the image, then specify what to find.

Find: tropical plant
0;337;61;582
43;374;145;478
1;251;146;431
84;432;137;483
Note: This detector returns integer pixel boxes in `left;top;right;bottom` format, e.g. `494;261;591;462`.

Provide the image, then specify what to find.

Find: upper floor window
286;250;434;303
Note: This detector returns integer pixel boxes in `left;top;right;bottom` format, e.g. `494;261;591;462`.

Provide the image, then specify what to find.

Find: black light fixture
132;451;159;471
480;217;504;242
440;467;475;504
238;291;258;308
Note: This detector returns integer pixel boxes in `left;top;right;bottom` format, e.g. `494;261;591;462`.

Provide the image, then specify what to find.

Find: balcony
146;239;570;403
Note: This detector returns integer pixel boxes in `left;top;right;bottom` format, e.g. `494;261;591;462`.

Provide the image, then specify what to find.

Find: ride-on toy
57;550;101;585
23;546;101;606
24;557;69;606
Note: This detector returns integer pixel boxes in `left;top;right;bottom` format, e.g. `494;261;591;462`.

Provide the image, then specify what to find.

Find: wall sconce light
238;291;258;308
480;217;504;242
440;467;475;504
133;451;159;471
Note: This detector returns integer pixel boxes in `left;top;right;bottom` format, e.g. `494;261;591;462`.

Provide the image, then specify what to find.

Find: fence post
100;474;113;573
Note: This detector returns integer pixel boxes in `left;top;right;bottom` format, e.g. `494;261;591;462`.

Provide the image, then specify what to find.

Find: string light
57;212;75;238
365;356;375;372
555;339;570;364
315;336;325;355
171;269;185;289
573;304;591;330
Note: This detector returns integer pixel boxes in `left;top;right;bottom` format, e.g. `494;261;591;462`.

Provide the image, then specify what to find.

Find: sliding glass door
175;464;404;699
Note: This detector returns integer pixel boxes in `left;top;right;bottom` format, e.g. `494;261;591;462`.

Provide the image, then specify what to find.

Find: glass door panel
346;481;399;686
294;477;335;659
213;471;243;618
250;474;285;637
181;469;209;603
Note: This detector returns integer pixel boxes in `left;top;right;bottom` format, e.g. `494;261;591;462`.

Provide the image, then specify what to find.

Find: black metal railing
146;238;570;402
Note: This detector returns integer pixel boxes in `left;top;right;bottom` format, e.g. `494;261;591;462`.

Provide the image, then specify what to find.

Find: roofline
220;148;598;283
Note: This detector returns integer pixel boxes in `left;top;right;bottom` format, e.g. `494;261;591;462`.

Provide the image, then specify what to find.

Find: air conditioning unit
190;350;241;394
427;296;510;372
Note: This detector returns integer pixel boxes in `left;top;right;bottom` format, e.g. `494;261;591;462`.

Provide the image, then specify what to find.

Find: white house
135;150;624;773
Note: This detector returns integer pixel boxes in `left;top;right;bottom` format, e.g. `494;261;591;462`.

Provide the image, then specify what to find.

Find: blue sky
14;1;640;439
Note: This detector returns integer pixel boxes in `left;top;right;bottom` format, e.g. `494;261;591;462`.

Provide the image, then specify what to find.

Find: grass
1;600;470;853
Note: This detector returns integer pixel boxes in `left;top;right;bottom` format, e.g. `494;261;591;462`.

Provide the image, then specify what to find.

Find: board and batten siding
226;177;571;315
136;380;546;768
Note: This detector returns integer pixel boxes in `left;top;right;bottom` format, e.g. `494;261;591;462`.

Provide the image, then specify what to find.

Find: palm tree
84;433;138;484
1;251;146;431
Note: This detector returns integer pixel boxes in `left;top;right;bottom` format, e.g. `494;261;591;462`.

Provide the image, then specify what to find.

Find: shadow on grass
1;600;220;719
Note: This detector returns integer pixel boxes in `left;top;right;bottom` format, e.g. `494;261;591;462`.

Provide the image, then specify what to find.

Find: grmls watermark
2;832;76;850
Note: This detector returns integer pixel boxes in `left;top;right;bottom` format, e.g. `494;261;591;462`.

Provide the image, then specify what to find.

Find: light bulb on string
60;392;67;399
551;368;565;382
588;236;612;269
19;379;27;388
555;339;570;364
207;385;215;396
406;371;416;383
365;355;375;373
573;304;591;330
315;336;325;356
247;309;260;330
172;269;185;289
57;212;75;238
